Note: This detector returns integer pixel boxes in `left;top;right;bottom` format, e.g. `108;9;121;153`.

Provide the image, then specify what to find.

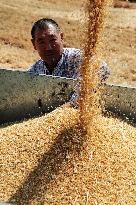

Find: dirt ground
0;0;136;86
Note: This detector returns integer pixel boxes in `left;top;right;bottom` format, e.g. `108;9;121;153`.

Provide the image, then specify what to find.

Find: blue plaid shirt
28;48;110;106
28;48;82;78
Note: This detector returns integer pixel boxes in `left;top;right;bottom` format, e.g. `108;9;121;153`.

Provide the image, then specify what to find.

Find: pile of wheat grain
0;107;136;204
0;107;79;203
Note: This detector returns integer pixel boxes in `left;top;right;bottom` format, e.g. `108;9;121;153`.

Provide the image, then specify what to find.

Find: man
28;18;109;107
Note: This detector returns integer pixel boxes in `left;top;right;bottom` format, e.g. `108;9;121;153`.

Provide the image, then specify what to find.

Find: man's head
31;18;64;68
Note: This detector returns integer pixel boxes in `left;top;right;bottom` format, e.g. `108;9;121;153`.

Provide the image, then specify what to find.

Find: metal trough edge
0;68;136;124
101;83;136;122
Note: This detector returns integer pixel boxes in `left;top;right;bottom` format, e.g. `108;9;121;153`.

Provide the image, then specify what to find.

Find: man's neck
44;61;58;75
44;54;62;73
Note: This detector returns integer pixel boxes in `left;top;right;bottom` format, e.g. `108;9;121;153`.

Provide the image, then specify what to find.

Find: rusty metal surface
0;69;77;124
101;83;136;121
0;68;136;124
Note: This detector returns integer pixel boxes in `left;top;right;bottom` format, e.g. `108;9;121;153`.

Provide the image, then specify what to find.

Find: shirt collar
43;49;65;74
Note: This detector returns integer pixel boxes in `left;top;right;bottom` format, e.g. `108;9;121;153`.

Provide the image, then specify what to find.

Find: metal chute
0;68;136;124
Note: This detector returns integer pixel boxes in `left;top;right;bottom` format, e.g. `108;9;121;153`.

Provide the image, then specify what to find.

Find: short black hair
31;18;61;39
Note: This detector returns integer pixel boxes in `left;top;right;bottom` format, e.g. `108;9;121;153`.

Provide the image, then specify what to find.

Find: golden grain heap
0;0;136;204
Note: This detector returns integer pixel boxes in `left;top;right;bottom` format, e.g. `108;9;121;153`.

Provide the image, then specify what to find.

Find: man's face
32;24;64;67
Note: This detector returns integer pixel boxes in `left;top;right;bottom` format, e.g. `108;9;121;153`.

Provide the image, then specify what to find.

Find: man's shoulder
32;59;44;66
63;48;82;64
27;59;45;74
63;48;81;56
62;48;82;76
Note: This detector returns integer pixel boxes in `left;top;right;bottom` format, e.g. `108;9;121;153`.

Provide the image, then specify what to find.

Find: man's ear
31;38;37;50
60;32;64;41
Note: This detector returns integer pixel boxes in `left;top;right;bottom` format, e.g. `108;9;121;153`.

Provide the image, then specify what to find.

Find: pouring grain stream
79;0;108;133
